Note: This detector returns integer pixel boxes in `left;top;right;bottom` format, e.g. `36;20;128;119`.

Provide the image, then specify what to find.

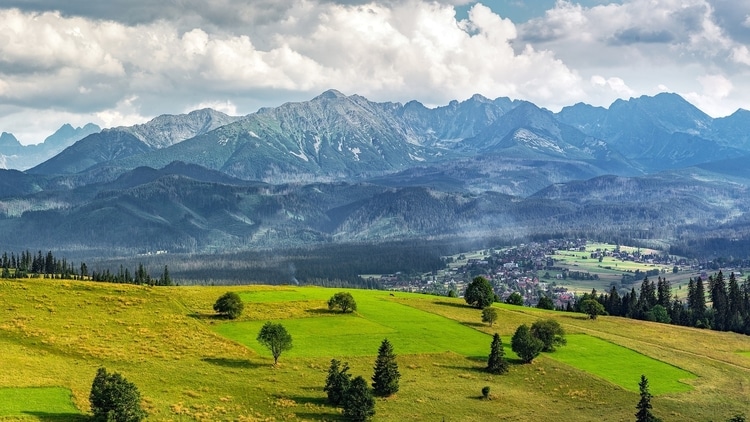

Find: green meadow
0;388;81;420
548;335;695;395
2;279;750;421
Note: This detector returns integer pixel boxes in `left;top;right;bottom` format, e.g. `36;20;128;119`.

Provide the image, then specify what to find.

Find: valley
2;278;750;421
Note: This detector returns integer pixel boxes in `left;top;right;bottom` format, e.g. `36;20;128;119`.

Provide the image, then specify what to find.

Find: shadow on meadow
22;412;88;421
201;357;265;369
304;308;339;315
294;411;344;421
187;312;225;321
433;300;470;309
280;393;329;407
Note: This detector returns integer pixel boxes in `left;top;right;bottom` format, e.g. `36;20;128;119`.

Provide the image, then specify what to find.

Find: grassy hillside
2;279;750;421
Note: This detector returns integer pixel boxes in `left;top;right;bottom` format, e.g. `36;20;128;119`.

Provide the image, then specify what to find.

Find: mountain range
0;123;101;170
2;90;750;258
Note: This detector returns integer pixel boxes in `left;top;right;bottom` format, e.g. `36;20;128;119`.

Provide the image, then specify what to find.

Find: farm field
550;242;699;295
2;279;750;421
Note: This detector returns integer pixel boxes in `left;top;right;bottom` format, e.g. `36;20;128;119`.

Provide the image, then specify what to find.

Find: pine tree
656;277;671;308
372;338;400;396
635;374;660;422
693;277;707;324
160;265;172;286
728;272;743;332
324;359;351;406
486;333;508;374
342;376;375;422
711;272;729;331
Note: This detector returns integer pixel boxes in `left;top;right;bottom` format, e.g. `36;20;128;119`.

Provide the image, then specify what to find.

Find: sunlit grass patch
546;334;696;395
0;387;82;419
214;288;492;358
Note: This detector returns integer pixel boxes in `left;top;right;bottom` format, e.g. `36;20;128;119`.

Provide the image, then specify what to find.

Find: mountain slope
29;109;238;175
0;124;101;170
556;93;743;171
108;90;448;182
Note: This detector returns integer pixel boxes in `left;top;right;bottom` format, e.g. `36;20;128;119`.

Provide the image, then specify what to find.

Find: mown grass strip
546;334;696;395
216;288;492;357
0;387;81;418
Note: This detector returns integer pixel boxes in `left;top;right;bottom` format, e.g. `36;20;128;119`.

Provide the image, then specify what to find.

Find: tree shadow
188;312;224;321
201;357;264;369
461;321;486;328
22;412;88;421
434;300;471;309
294;411;344;421
559;313;591;321
281;394;329;407
304;308;338;315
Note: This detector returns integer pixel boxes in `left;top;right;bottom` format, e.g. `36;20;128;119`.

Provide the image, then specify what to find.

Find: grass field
3;279;750;421
550;242;699;294
215;289;490;357
548;335;695;395
0;388;81;420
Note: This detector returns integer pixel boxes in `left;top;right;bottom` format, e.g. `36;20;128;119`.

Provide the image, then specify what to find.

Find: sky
1;0;750;145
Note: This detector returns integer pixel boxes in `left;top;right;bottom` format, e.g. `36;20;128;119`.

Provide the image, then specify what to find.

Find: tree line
0;249;172;286
574;271;750;335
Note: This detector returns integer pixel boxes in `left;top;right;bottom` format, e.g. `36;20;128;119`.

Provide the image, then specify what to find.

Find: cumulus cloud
682;73;736;116
517;0;750;115
2;0;750;142
591;75;635;97
0;1;587;142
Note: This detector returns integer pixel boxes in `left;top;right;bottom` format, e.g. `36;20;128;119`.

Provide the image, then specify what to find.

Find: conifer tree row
573;271;750;336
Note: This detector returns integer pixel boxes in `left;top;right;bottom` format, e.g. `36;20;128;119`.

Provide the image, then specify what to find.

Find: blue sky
455;0;623;22
0;1;748;145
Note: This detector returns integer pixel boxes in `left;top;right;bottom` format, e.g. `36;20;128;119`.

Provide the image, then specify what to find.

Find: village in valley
369;239;743;308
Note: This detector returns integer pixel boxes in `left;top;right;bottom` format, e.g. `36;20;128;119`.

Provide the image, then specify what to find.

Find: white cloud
590;75;635;97
1;0;750;140
0;0;587;138
188;100;238;116
682;74;736;116
94;96;148;129
516;0;750;115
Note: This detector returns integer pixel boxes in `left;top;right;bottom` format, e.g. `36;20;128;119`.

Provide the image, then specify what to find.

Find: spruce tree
324;359;351;406
343;376;375;422
372;338;400;396
486;333;508;374
711;272;729;331
635;374;660;422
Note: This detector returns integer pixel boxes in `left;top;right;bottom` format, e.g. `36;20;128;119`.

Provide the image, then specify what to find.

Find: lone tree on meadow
464;276;494;309
481;306;498;326
324;358;352;406
257;322;293;365
635;374;661;422
581;299;606;320
511;324;544;364
213;291;244;319
328;291;357;313
90;367;146;422
530;319;567;352
343;376;375;422
372;338;400;396
486;333;508;374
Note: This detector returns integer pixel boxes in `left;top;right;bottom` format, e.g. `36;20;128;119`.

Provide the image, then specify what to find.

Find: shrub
328;292;357;313
213;292;244;319
89;367;146;422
